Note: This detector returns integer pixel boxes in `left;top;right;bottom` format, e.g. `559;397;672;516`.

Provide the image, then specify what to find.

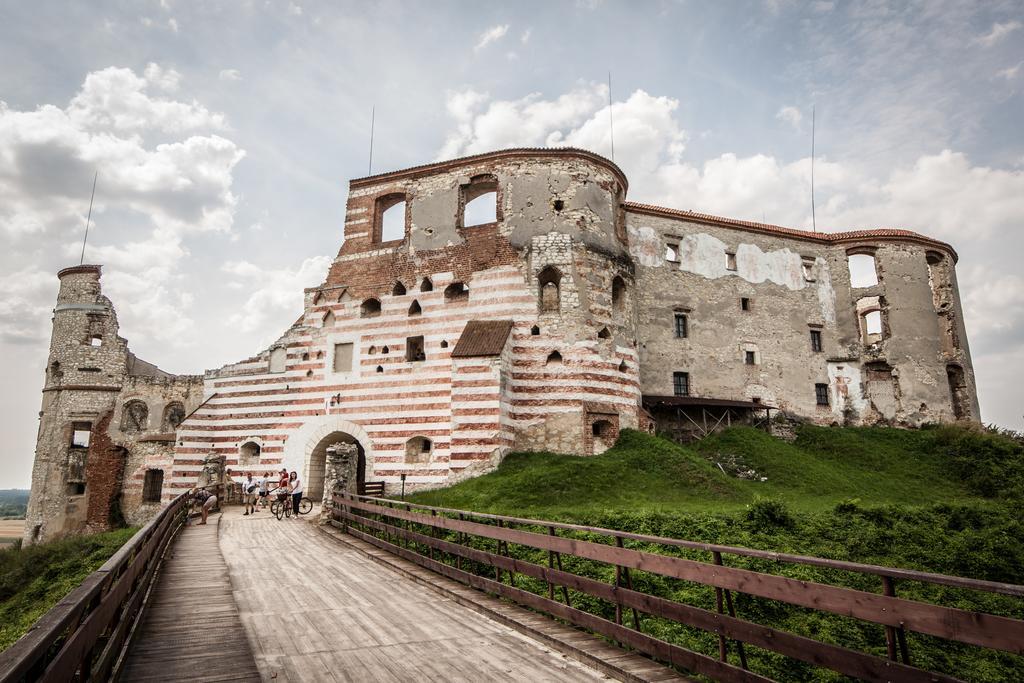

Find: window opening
947;364;969;419
420;277;433;292
538;266;562;314
674;313;688;339
89;336;102;347
360;298;381;318
440;340;449;349
378;196;407;242
376;365;383;373
597;327;610;339
239;441;261;466
444;282;469;302
618;360;628;373
848;252;879;288
673;372;690;397
745;351;756;365
726;252;737;271
406;336;425;362
815;383;830;406
142;470;164;503
740;297;751;311
462;175;498;227
71;422;91;449
810;329;823;352
368;345;377;355
405;436;433;464
802;258;816;282
392;281;407;296
553;199;565;212
408;300;422;316
546;350;562;366
665;243;679;262
530;325;540;336
333;342;354;373
611;276;626;313
381;346;389;354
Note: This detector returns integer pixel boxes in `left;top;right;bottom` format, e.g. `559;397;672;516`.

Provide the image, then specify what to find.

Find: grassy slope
0;527;137;650
411;425;987;516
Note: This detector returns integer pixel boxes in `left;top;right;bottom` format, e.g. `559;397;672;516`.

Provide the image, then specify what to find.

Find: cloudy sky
2;0;1022;488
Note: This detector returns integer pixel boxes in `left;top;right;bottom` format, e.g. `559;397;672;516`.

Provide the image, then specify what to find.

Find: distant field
0;520;24;548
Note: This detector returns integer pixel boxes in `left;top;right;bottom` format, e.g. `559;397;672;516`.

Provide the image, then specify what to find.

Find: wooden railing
0;492;192;683
332;492;1024;683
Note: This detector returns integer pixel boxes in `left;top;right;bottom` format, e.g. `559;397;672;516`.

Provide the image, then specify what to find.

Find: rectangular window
142;470;164;503
810;329;823;352
674;313;688;338
745;351;756;365
406;336;425;362
802;258;816;282
740;297;751;311
665;243;680;262
70;422;91;449
726;252;737;271
815;383;830;406
673;371;690;397
333;342;353;373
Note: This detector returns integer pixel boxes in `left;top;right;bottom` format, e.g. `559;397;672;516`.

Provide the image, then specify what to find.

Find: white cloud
0;267;58;344
975;20;1022;47
0;65;245;349
219;68;242;81
776;105;802;130
168;17;179;33
995;61;1022;81
474;24;509;52
520;28;532;44
224;256;331;340
287;2;303;16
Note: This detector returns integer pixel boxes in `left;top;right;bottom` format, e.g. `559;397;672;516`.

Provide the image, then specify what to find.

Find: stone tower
23;265;129;543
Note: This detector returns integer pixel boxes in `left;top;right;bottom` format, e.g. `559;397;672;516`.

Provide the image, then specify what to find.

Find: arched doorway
306;431;366;501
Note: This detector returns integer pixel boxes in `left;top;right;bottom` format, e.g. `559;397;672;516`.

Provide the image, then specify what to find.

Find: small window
462;175;499;227
71;422;91;449
368;345;377;355
553;199;565;212
611;276;626;313
408;300;422;316
665;243;680;262
848;252;879;288
377;195;407;242
618;360;628;373
333;343;353;373
740;297;751;311
392;281;407;296
143;470;164;503
89;335;102;347
673;371;690;397
530;325;540;336
420;277;433;292
810;329;823;352
268;347;286;373
597;327;610;339
406;336;425;362
405;436;433;463
863;310;882;336
745;351;756;365
674;313;688;339
802;258;816;282
546;350;562;366
440;340;449;349
444;282;469;302
360;298;381;318
376;365;383;373
538;266;562;314
815;383;830;406
68;483;86;496
726;252;737;271
381;345;389;354
240;441;261;465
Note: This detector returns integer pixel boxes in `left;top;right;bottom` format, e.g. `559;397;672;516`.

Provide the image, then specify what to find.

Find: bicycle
270;494;313;519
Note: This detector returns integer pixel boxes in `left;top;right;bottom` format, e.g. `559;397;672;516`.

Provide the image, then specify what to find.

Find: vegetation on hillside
0;490;29;520
407;424;1024;682
0;527;137;650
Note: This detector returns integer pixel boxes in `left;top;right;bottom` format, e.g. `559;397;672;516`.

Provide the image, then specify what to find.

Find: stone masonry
24;148;980;543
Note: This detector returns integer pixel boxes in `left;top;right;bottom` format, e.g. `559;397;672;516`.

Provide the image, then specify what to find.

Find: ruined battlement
25;148;979;544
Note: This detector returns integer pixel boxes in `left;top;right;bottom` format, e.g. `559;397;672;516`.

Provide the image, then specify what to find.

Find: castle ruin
24;148;979;543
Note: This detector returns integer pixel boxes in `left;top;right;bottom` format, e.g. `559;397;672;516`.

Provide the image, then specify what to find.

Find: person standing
289;470;303;518
257;471;270;510
243;472;257;516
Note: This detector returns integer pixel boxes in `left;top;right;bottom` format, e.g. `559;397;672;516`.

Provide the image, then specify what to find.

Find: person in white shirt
289;471;303;518
243;473;258;516
257;471;270;510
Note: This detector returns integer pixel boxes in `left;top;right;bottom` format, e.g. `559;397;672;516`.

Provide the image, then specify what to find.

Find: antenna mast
607;71;615;162
810;105;816;233
79;171;98;265
368;105;375;176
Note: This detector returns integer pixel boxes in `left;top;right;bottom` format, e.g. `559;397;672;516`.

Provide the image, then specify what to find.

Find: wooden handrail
332;492;1024;682
0;492;191;683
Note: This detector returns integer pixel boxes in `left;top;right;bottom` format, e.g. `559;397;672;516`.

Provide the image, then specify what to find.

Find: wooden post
494;520;503;583
456;513;464;571
883;577;911;664
547;526;555;601
713;551;747;670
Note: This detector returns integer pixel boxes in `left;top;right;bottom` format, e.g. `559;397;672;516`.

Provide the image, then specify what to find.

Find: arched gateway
279;416;374;501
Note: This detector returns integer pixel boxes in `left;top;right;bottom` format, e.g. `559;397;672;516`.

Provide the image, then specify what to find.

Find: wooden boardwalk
219;507;612;682
119;514;260;682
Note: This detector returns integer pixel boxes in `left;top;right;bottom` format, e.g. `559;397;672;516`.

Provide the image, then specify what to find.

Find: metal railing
0;491;192;682
332;491;1024;683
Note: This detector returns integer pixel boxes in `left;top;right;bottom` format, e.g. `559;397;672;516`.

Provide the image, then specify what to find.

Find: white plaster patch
814;258;837;324
627;225;664;267
827;361;867;415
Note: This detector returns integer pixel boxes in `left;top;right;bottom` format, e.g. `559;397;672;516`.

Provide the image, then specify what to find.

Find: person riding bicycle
275;468;289;504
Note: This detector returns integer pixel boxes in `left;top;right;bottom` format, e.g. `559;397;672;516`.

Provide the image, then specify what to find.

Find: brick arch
280;415;375;486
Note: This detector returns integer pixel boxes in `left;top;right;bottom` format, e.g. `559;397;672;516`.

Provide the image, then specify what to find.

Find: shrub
743;498;795;531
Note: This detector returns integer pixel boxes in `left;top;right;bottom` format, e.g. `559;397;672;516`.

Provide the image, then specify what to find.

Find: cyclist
275;468;290;512
289;471;303;519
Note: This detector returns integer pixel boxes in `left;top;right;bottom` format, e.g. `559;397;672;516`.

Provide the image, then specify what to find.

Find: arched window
239;441;261;466
376;365;384;373
121;400;149;433
269;347;286;373
360;298;382;318
444;282;469;302
461;174;498;227
408;300;422;316
618;360;628;373
162;402;186;431
392;281;407;296
440;340;449;348
546;350;562;366
368;345;377;355
597;327;610;339
847;251;879;288
376;193;408;242
611;276;626;313
537;266;562;314
530;325;540;336
420;277;433;292
405;436;432;464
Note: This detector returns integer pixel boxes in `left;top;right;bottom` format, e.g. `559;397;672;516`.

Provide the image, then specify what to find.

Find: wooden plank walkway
119;513;260;682
219;507;615;682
